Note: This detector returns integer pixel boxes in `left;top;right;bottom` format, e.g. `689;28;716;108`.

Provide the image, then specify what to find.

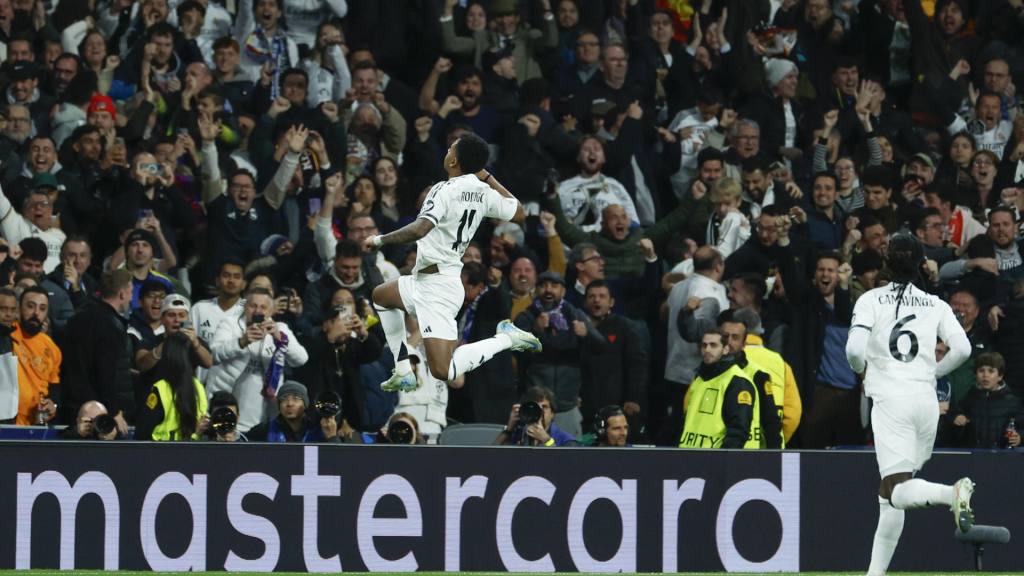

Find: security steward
718;309;785;448
134;378;208;441
679;327;761;449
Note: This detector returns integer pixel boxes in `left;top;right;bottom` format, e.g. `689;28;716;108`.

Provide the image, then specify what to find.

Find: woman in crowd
134;332;208;441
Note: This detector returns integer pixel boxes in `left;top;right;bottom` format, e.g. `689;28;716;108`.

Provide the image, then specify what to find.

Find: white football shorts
871;391;939;478
398;273;464;341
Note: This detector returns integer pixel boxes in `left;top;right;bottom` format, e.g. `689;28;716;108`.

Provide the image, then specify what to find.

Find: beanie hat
124;228;158;253
764;58;797;88
259;234;290;257
277;381;309;406
88;94;117;120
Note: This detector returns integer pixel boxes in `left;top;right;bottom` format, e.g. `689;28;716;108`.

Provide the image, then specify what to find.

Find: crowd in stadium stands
0;0;1023;449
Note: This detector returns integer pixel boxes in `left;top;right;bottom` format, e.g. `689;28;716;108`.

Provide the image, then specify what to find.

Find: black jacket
59;299;134;424
293;329;384;432
724;234;814;281
46;266;98;311
780;242;853;415
450;282;516;425
580;314;648;426
950;385;1024;449
514;299;603;412
991;299;1024;398
739;92;803;164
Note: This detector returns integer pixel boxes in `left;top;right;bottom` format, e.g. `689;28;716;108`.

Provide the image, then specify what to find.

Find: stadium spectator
580;279;647;441
513;270;601;436
0;0;1021;456
207;286;308;433
948;352;1023;449
12;286;60;426
293;295;384;436
247;381;342;443
60;269;135;434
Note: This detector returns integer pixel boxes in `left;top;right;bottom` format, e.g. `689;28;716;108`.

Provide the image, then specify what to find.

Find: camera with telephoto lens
519;401;543;425
387;420;415;444
93;414;117;438
314;391;342;418
209;406;238;437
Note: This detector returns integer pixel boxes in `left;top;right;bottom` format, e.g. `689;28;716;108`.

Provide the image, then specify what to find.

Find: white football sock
867;497;905;576
447;334;513;380
890;479;954;510
375;305;411;375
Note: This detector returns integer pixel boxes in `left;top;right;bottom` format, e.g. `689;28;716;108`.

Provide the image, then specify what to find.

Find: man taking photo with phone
207;287;309;433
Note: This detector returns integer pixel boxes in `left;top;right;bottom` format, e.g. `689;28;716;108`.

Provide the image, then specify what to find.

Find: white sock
375;305;411;375
890;479;954;510
867;497;905;576
447;334;513;380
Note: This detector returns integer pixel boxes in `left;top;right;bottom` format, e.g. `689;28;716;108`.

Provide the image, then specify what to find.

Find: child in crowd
950;352;1023;448
706;178;749;259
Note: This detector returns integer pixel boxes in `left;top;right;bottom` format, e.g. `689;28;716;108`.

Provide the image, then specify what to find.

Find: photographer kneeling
376;412;424;444
248;382;347;443
58;401;119;440
496;386;578;446
202;392;247;442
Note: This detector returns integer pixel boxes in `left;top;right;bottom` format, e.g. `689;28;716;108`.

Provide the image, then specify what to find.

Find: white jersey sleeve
418;181;450;226
485;188;518;221
857;284;953;399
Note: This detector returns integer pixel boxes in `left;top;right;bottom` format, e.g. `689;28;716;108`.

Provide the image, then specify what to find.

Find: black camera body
387;420;415;444
209;406;238;437
519;401;543;425
250;313;265;326
315;391;342;418
93;414;116;438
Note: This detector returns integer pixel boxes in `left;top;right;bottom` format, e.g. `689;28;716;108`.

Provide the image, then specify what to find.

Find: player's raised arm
476;169;526;224
365;218;436;250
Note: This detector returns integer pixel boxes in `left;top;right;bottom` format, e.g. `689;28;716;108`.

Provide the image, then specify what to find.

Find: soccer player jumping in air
846;232;976;576
365;133;541;392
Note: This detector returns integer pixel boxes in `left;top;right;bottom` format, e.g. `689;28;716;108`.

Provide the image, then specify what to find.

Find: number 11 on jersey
452;209;477;249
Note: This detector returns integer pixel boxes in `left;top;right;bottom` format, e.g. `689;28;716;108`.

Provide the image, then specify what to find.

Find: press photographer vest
680;365;761;449
151;379;208;441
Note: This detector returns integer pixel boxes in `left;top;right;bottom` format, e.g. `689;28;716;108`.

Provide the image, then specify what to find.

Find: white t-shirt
416;174;518;276
557;173;639;233
667;108;718;169
850;283;967;399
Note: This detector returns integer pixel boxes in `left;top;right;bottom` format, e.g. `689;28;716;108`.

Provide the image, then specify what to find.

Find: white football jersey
191;298;244;384
415;174;518;276
191;298;245;345
851;283;966;399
